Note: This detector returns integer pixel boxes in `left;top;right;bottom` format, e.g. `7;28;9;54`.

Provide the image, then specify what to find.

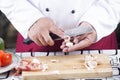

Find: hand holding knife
23;26;93;45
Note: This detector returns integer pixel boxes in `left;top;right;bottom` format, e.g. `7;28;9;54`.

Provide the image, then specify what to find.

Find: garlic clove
66;42;73;47
64;35;71;42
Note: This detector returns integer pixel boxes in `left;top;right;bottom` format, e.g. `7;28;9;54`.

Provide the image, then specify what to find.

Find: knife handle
23;33;60;45
23;37;33;45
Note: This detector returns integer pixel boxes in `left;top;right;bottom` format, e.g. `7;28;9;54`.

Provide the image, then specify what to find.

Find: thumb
50;26;65;39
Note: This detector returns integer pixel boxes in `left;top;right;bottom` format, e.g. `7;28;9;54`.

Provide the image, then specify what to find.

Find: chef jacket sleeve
79;0;120;42
0;0;44;39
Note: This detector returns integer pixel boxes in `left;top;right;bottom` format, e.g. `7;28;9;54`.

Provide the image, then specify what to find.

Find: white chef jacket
0;0;120;41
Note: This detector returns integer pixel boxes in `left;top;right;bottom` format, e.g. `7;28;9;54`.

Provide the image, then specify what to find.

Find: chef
0;0;120;52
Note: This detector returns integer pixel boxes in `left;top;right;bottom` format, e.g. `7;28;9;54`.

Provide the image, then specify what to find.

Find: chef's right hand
28;17;65;46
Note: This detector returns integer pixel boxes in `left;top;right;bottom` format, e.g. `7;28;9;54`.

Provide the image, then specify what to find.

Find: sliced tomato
1;52;12;67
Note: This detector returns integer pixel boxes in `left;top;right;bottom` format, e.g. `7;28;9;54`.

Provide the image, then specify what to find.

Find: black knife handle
23;37;33;44
23;33;60;45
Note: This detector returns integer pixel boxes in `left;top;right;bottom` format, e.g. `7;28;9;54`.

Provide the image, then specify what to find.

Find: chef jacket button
45;8;49;12
71;10;75;14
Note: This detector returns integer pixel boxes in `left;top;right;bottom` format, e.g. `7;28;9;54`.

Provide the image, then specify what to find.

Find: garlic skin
85;55;96;61
42;64;48;71
85;60;97;70
84;55;98;70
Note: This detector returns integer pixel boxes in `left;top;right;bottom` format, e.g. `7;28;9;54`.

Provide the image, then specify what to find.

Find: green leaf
0;37;5;50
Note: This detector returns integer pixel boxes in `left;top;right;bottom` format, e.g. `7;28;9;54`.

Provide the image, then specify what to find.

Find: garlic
64;35;71;42
85;60;97;70
42;64;48;71
64;35;73;47
85;55;96;61
66;42;73;47
84;55;98;70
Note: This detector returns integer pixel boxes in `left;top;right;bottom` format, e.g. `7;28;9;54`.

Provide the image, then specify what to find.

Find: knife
23;26;93;45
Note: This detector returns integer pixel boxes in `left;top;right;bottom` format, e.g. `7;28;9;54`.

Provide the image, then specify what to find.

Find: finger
67;38;93;52
50;25;65;39
34;37;43;46
28;28;43;46
67;27;96;52
62;47;69;52
73;32;94;43
60;42;66;49
37;34;48;46
41;30;54;46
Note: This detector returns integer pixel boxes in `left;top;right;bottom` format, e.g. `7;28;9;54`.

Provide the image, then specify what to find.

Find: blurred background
0;11;18;49
0;10;120;50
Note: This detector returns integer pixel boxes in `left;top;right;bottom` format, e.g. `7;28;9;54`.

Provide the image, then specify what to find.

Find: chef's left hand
60;22;97;52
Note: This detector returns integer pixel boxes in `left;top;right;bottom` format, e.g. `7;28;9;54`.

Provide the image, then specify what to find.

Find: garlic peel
84;55;98;70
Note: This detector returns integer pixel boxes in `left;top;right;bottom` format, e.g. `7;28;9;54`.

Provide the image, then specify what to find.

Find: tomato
0;50;4;67
1;52;12;67
0;50;12;67
0;50;4;54
0;61;2;67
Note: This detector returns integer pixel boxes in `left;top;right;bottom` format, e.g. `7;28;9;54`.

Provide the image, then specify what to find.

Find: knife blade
23;26;93;45
64;26;93;37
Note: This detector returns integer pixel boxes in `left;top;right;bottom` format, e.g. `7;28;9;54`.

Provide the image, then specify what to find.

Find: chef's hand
28;17;65;46
60;22;97;52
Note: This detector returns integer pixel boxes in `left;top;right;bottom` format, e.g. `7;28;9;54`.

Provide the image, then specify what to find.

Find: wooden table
0;49;120;80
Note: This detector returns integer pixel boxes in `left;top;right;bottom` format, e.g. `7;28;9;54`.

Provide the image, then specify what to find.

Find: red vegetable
0;50;12;67
0;50;4;67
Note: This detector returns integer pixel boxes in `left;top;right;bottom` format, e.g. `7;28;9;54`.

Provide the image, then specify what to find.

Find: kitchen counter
0;49;120;80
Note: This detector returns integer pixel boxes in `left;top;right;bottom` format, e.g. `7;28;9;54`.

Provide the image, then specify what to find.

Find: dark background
0;11;18;49
0;11;120;49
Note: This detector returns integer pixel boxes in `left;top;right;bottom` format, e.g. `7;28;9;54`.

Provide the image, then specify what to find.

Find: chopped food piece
66;42;73;47
42;64;48;71
64;35;73;47
85;60;97;70
14;58;48;75
64;35;71;42
85;55;97;61
51;59;59;63
84;54;98;70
